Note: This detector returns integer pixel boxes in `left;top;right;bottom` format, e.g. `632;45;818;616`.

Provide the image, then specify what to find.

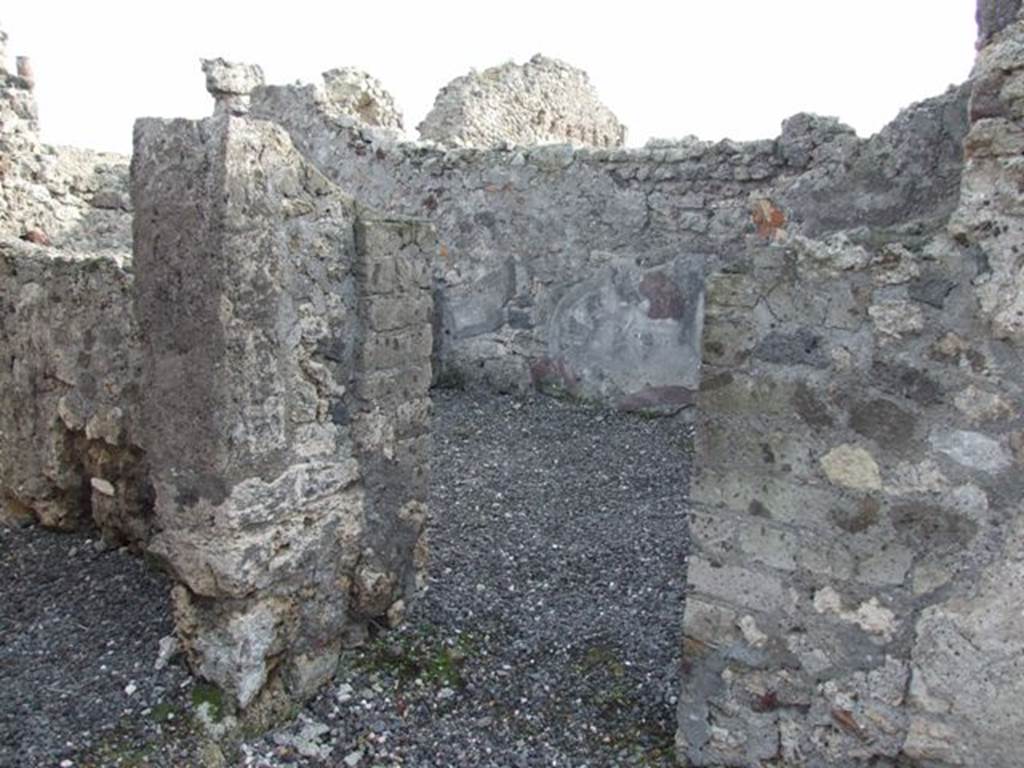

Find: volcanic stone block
132;114;433;714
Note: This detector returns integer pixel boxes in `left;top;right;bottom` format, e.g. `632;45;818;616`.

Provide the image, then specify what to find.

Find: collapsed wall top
977;0;1023;45
321;68;404;131
201;58;404;133
202;58;265;115
417;54;626;149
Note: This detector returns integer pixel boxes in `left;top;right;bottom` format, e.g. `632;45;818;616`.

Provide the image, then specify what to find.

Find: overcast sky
4;1;978;155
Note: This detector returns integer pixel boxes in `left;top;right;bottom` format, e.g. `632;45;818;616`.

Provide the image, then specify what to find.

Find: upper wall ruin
417;54;627;149
0;44;130;253
244;73;967;410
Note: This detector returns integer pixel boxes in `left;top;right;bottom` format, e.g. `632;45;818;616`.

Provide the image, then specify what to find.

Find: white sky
4;1;979;155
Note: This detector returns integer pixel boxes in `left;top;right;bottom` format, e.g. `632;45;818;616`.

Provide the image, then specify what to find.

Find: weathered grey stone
870;359;945;405
0;44;131;251
0;240;148;543
15;56;33;88
686;558;790;615
953;384;1015;422
202;58;264;115
778;113;857;170
752;328;829;368
872;242;921;285
681;16;1022;764
1;12;1022;766
321;68;403;131
907;274;957;308
245;53;973;411
907;516;1024;768
929;428;1013;473
132;114;432;714
848;398;919;453
418;54;626;149
868;299;925;338
977;0;1023;45
884;458;950;495
812;587;898;641
790;232;872;275
952;12;1024;341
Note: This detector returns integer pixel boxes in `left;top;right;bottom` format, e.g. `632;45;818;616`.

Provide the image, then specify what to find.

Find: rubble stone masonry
0;4;1022;758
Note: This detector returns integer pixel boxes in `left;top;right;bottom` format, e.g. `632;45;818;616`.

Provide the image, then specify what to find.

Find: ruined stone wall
678;9;1024;766
2;31;435;719
3;13;1018;756
249;80;966;411
322;68;404;131
0;39;130;250
132;114;434;716
0;241;148;540
417;54;626;149
0;30;141;540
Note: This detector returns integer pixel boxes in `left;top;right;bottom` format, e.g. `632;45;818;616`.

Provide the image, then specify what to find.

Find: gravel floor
0;525;192;768
1;388;692;768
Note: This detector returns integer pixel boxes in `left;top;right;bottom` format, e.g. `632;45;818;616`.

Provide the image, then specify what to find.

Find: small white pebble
60;761;73;768
124;682;137;696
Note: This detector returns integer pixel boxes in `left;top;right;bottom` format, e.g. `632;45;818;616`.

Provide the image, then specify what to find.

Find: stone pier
131;114;434;716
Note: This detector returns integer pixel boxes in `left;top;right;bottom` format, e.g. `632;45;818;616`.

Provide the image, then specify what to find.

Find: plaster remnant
738;615;768;648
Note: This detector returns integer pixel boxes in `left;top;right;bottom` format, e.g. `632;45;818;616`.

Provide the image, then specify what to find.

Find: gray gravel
1;387;692;767
0;526;192;768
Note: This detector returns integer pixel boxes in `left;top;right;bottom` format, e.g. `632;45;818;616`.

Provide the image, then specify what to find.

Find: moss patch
353;625;476;690
191;682;226;723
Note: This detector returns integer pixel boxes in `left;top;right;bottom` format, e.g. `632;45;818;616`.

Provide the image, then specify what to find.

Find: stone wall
2;30;434;721
0;241;148;541
3;10;1021;758
132;113;434;716
0;39;130;251
977;0;1022;45
678;9;1024;766
0;30;140;541
417;54;626;149
248;78;966;411
322;68;404;131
